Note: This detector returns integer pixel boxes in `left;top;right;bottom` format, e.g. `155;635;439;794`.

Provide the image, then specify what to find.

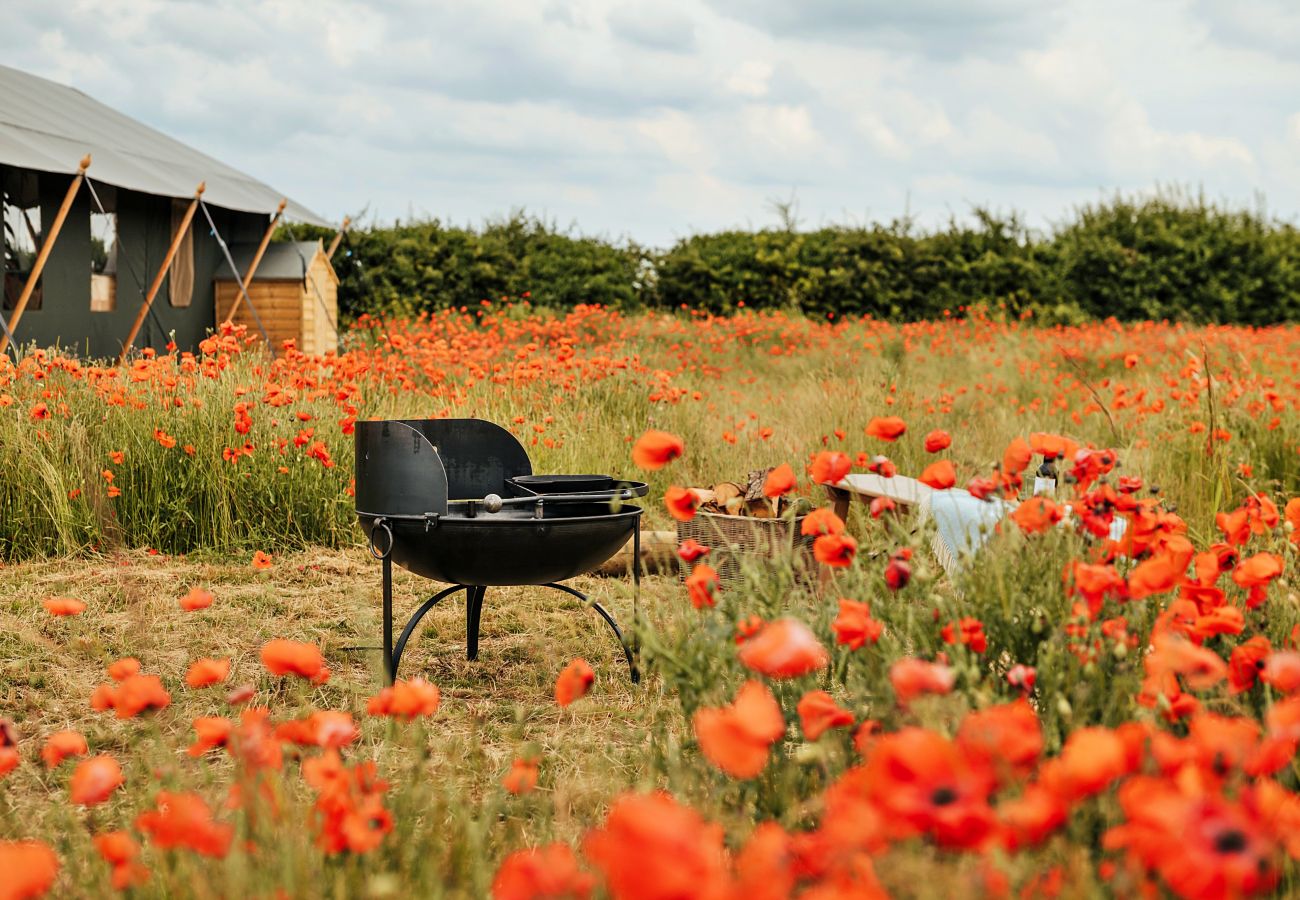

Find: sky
2;0;1298;246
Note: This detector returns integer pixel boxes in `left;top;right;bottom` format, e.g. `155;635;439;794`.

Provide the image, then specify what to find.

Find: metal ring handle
368;518;394;560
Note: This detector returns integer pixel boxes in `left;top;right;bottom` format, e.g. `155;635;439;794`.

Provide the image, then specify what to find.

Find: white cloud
0;0;1296;244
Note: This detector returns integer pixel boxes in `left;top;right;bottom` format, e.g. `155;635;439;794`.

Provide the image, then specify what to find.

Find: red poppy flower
106;658;141;681
185;657;231;689
956;700;1042;779
884;556;911;591
1232;553;1284;609
858;727;998;849
677;539;710;563
251;550;274;570
1039;727;1128;801
1010;496;1063;534
43;597;86;617
889;658;954;705
923;430;952;453
178;587;214;611
1261;651;1300;694
737;618;829;679
1286;497;1300;545
492;843;594;900
92;674;172;719
69;755;125;806
1228;636;1271;694
276;711;359;749
555;658;595;707
1001;437;1033;474
664;486;699;522
93;831;148;891
583;792;730;900
135;791;234;858
809;451;852;485
800;507;845;537
0;840;59;899
941;617;988;654
40;731;88;769
694;680;785;778
865;416;907;442
763;463;796;498
260;639;330;683
187;717;234;757
367;678;441;720
999;785;1067;850
685;563;720;609
797;690;854;741
832;598;883;649
813;532;857;567
502;757;540;795
631;430;684;470
918;459;956;490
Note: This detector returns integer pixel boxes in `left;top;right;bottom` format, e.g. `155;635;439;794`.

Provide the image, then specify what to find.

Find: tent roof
0;65;327;226
214;241;337;283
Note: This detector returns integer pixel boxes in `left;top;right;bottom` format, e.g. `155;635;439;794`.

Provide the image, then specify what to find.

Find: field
2;304;1300;899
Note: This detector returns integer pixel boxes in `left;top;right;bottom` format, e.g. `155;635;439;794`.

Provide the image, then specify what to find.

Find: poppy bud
884;558;911;591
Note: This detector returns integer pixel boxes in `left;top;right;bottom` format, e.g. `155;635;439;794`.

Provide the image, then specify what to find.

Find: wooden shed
214;240;339;355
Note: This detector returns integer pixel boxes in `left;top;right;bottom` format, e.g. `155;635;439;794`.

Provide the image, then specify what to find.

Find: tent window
90;210;117;312
2;192;42;311
169;199;194;307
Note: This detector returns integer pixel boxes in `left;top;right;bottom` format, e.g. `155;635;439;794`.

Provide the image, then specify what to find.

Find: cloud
0;0;1296;245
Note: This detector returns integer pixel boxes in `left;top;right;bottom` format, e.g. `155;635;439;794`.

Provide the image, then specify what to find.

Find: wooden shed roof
214;241;338;283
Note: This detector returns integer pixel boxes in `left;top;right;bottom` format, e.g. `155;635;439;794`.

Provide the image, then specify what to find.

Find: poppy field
3;304;1300;899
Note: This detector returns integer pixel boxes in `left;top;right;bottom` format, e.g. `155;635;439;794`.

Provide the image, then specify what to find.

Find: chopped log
591;530;678;576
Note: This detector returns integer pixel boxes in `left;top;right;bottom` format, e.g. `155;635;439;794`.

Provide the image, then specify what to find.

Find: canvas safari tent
0;64;340;360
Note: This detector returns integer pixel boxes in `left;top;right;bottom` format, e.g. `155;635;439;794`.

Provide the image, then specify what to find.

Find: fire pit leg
543;583;640;683
389;584;470;683
466;585;486;660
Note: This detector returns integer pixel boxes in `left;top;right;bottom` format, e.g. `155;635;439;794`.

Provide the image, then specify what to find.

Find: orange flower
367;678;442;720
694;680;785;778
502;757;540;795
865;416;907;441
631;430;684;470
923;429;952;453
888;657;954;705
1040;727;1128;801
178;587;214;611
583;792;729;900
685;563;720;609
492;843;594;900
1001;437;1033;474
1232;552;1284;608
832;598;883;649
797;690;854;741
106;657;141;681
93;831;148;891
555;658;595;707
1127;553;1186;600
677;539;710;563
1010;496;1063;534
1228;636;1271;694
135;791;234;858
40;731;88;769
956;700;1042;780
261;639;330;683
800;507;845;536
664;486;699;522
186;717;234;757
251;550;274;570
1261;651;1300;694
762;463;796;498
737;618;829;679
0;840;59;899
999;785;1068;851
858;727;997;849
918;458;956;490
809;450;852;485
813;532;857;567
92;674;172;719
275;711;359;749
42;597;85;617
1286;497;1300;545
185;657;231;689
69;755;125;806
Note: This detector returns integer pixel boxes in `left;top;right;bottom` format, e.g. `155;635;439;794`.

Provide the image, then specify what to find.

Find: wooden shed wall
301;253;338;355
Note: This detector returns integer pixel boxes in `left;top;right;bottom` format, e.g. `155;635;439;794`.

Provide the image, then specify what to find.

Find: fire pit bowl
355;418;646;684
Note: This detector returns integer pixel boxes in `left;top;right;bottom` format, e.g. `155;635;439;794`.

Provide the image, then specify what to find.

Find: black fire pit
355;418;646;684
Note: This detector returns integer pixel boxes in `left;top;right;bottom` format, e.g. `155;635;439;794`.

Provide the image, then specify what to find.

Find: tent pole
118;182;205;365
326;215;350;260
224;199;285;321
0;155;91;356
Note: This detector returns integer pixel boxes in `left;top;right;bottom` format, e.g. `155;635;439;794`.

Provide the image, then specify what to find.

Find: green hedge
282;191;1300;324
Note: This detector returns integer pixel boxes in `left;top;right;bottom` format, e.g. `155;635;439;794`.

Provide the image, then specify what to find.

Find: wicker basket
676;511;815;588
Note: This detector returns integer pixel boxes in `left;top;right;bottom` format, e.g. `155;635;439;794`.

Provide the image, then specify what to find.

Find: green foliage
288;191;1300;324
